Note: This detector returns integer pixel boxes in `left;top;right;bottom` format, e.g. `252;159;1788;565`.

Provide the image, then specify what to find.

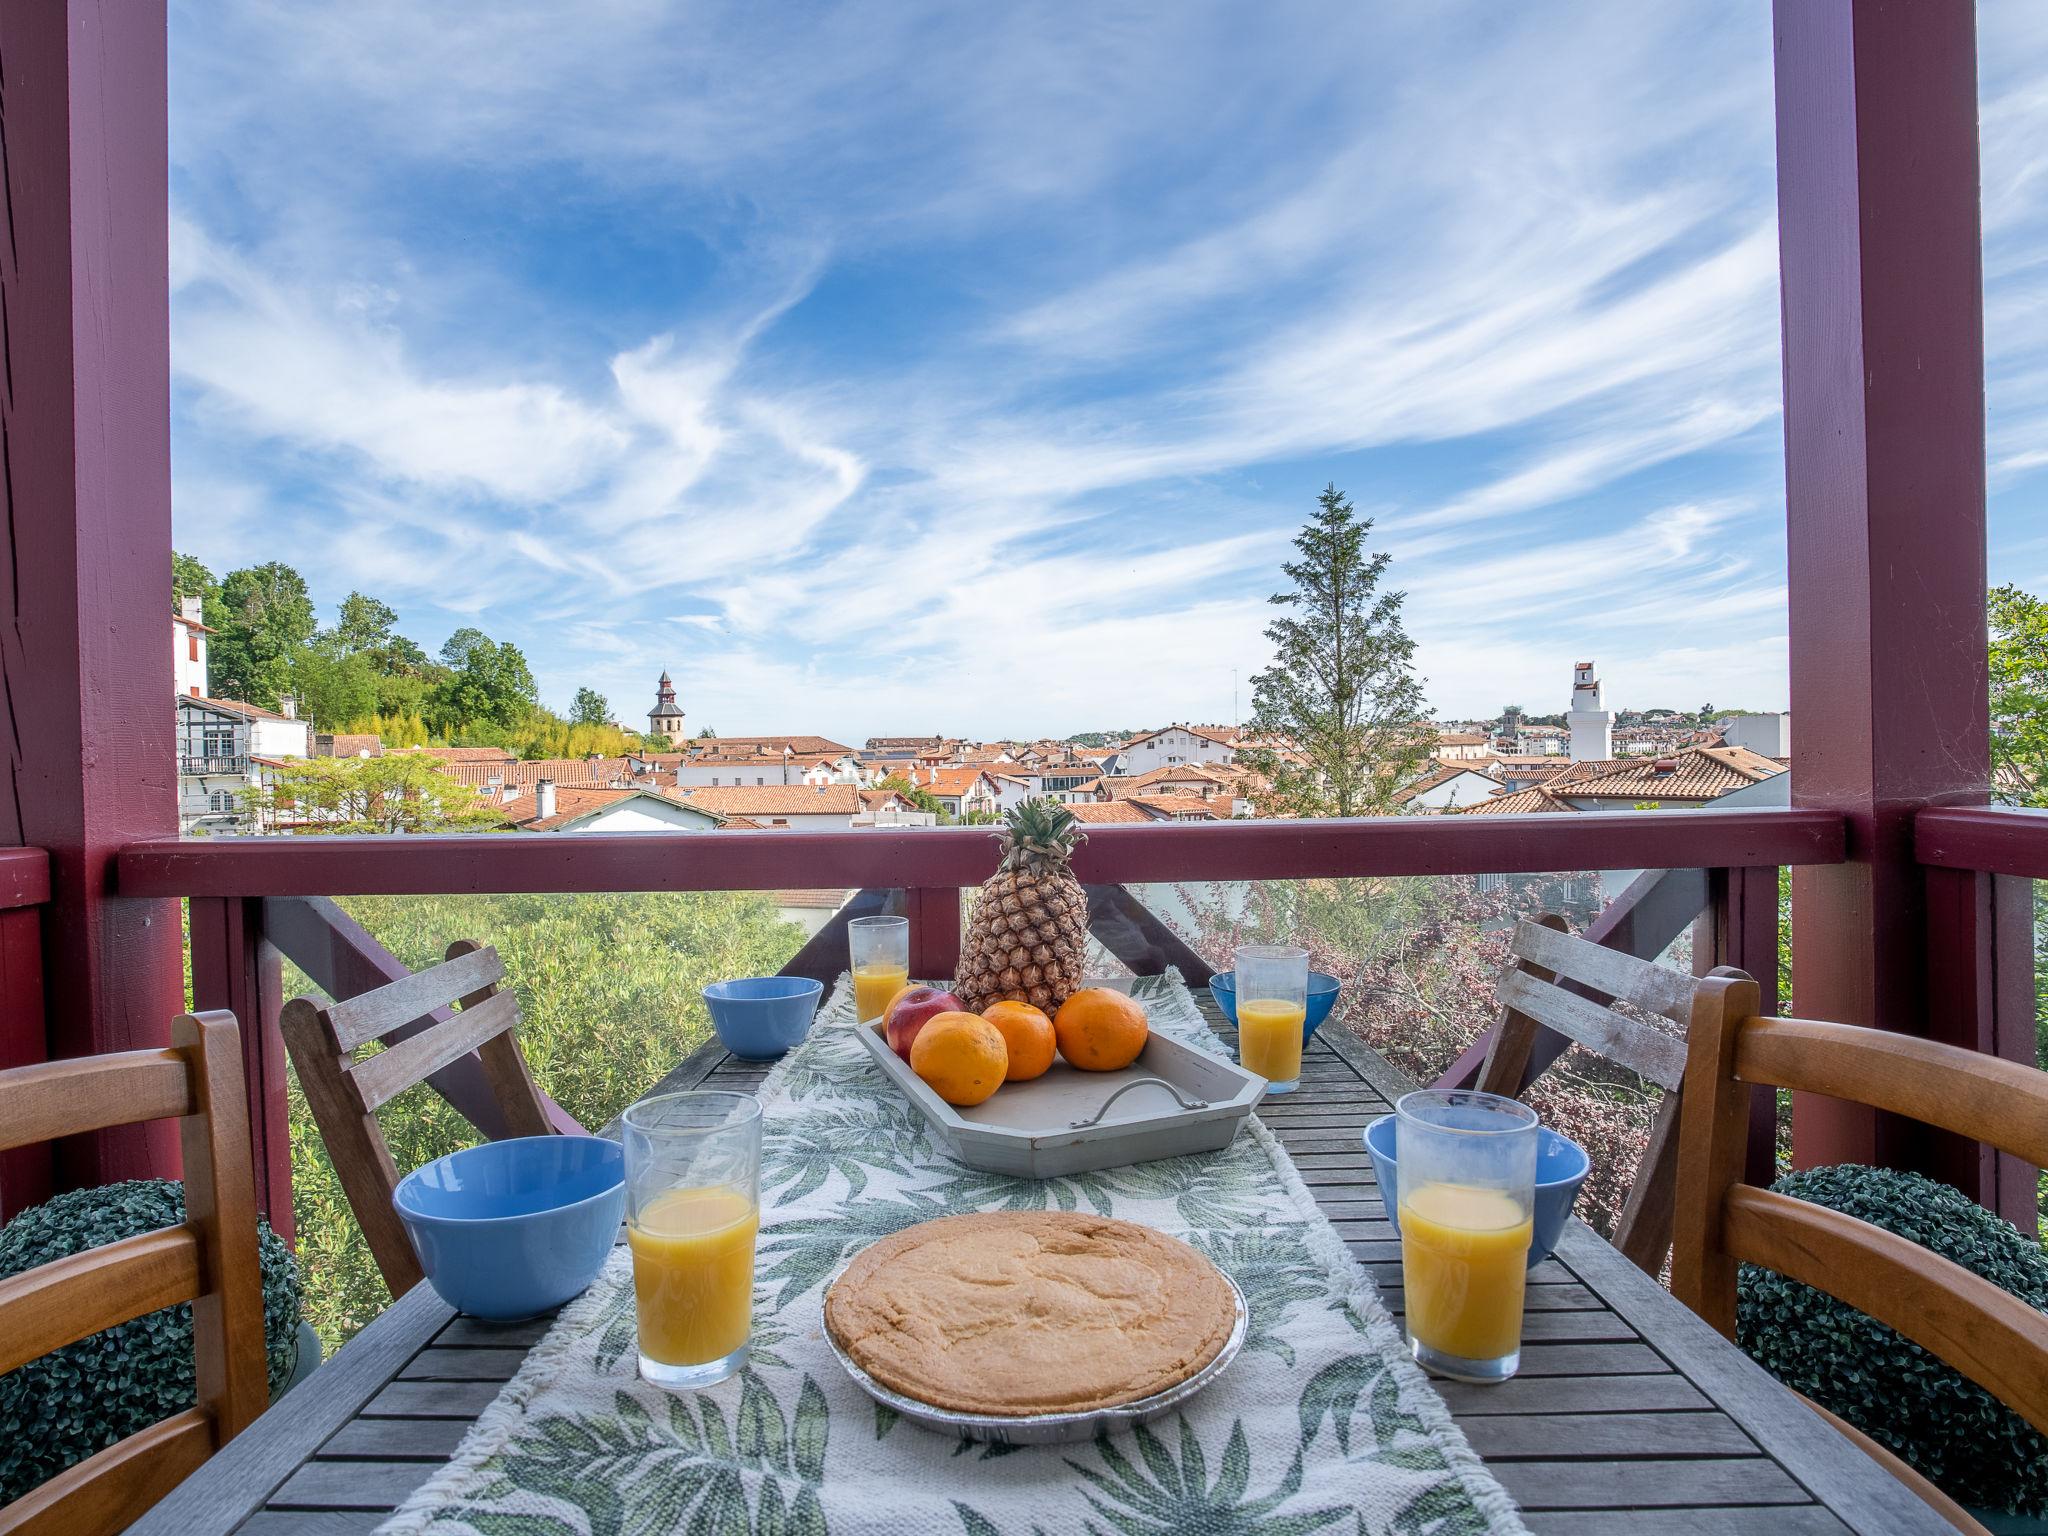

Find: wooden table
133;991;1943;1536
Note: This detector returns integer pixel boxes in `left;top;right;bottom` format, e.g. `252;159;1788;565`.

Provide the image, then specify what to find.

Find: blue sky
167;2;2048;740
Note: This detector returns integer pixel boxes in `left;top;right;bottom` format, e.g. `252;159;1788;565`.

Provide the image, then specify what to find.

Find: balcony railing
106;806;1855;1238
180;755;249;775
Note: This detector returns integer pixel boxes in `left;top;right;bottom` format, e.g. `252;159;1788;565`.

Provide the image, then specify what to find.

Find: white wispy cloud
159;1;2048;734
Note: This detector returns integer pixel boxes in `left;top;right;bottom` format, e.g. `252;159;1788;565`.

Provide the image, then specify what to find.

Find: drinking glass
1394;1089;1538;1384
621;1090;763;1391
849;914;910;1023
1234;944;1308;1095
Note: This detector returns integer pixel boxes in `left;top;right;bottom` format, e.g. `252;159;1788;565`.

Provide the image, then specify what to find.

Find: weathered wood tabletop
132;988;1942;1536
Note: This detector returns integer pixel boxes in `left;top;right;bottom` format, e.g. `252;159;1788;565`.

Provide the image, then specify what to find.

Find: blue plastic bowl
394;1135;625;1320
1208;970;1341;1040
703;975;824;1060
1363;1114;1590;1270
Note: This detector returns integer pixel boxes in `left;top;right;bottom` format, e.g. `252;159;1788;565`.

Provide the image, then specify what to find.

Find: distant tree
291;646;380;729
1239;484;1432;816
242;755;505;835
878;773;944;816
172;551;216;605
333;593;401;656
438;627;490;670
425;632;538;734
695;726;717;740
570;687;610;726
640;734;673;752
206;562;317;708
1989;583;2048;807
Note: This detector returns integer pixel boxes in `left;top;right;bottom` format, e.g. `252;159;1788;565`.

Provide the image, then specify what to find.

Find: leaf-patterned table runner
379;973;1527;1536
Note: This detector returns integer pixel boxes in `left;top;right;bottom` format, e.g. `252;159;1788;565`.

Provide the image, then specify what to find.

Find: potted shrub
1737;1164;2048;1529
0;1179;304;1504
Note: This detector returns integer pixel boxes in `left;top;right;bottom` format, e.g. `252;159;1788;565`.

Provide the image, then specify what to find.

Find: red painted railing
0;848;53;1219
114;809;1849;1236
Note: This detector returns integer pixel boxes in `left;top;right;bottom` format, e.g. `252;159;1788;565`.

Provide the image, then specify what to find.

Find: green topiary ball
1736;1164;2048;1516
0;1178;301;1502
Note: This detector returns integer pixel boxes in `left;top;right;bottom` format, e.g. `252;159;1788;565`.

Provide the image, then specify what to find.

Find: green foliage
877;774;943;816
1737;1164;2048;1514
244;754;507;834
1240;484;1431;817
289;891;804;1348
1991;583;2048;807
172;550;216;604
0;1179;299;1501
205;561;318;707
426;631;540;734
570;686;610;726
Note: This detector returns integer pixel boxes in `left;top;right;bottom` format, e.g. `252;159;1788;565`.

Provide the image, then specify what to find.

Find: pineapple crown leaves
993;796;1086;873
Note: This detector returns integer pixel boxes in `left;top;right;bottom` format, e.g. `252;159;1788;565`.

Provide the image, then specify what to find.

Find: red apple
885;986;964;1060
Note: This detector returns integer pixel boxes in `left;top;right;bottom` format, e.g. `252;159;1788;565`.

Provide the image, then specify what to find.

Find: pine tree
1240;484;1431;817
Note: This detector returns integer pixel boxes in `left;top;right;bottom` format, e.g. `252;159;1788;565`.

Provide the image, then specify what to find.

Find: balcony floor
130;990;1938;1535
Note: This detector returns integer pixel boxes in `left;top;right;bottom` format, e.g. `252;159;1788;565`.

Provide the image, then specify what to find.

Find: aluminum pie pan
821;1265;1248;1445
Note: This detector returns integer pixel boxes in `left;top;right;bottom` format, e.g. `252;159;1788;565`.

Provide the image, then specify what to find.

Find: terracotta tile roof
1551;745;1785;802
860;789;918;810
440;757;629;789
668;784;864;816
1123;723;1243;749
1128;794;1223;820
402;746;519;763
771;888;855;909
184;695;298;723
1066;801;1152;824
172;612;217;633
313;733;384;758
1101;763;1237;799
921;765;998;799
1435;731;1492;746
689;735;852;758
498;785;725;831
1460;785;1580;816
1392;762;1500;804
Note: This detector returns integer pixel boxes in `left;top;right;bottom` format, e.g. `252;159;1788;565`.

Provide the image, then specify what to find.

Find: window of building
187;633;200;662
207;790;236;814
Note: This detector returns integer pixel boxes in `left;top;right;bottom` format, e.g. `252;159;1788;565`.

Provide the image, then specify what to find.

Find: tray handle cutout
1068;1077;1211;1129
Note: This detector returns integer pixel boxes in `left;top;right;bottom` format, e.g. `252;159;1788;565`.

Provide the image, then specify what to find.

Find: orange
982;1001;1056;1082
1054;988;1149;1072
909;1011;1009;1106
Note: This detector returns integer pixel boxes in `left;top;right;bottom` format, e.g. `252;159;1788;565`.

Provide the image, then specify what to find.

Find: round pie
823;1211;1238;1416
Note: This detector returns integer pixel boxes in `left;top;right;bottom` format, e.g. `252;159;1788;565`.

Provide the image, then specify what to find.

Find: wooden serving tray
853;1018;1265;1177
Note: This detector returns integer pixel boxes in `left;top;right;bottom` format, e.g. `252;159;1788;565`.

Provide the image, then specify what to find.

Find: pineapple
954;797;1091;1014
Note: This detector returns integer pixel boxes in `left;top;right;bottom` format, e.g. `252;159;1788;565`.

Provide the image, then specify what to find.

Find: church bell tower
648;671;686;740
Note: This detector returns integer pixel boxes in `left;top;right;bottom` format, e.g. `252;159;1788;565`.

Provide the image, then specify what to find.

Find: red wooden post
1773;2;1994;1180
189;897;293;1240
0;2;184;1187
905;886;962;982
0;851;53;1217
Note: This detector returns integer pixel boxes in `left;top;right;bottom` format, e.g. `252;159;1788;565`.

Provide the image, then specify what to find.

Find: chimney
537;779;557;821
278;694;298;720
179;595;204;624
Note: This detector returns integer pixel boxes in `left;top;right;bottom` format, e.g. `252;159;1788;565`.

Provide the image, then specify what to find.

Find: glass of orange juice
1395;1089;1537;1384
621;1091;763;1390
1234;944;1308;1095
849;914;910;1023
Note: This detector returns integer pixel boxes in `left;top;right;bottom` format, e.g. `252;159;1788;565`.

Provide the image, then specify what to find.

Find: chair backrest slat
281;942;555;1300
0;1051;195;1154
0;1227;203;1376
348;988;521;1113
1510;918;1700;1023
1494;966;1688;1092
1673;990;2048;1508
324;944;506;1050
0;1012;268;1534
1475;915;1743;1278
1735;1017;2048;1169
0;1406;215;1536
1723;1185;2048;1440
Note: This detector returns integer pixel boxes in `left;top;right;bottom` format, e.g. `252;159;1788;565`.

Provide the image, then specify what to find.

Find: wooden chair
1672;989;2048;1536
0;1013;269;1536
281;941;553;1298
1475;913;1751;1274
